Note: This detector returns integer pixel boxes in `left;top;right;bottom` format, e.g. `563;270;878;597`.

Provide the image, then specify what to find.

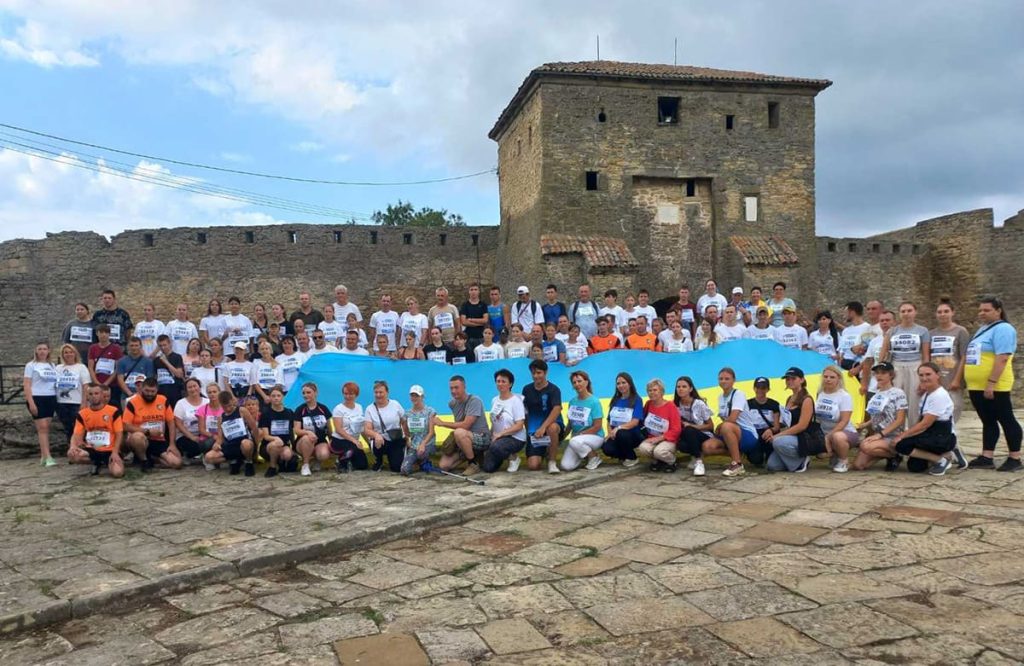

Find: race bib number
815;398;838;421
378;319;396;335
931;335;955;357
126;372;147;387
567;345;585;361
257;368;277;387
966;342;981;366
427;351;448;364
477;348;500;362
402;320;419;335
543;345;558;362
567;405;591;427
451;356;467;366
303;415;327;431
407;414;427;434
95;358;116;375
56;371;78;391
434;312;454;330
866;393;885;415
891;334;920;353
221;417;247;440
38;365;58;382
171;325;191;341
506;347;527;359
530;434;551;447
814;343;834;355
680;309;694;323
270;420;290;436
576;304;594;318
644;413;668;434
666;340;685;353
229;368;249;386
86;431;111;448
609;406;633;427
157;368;174;385
70;326;93;343
205;415;219;432
108;324;122;341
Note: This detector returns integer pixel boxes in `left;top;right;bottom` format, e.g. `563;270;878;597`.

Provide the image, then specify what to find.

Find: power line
0;122;497;186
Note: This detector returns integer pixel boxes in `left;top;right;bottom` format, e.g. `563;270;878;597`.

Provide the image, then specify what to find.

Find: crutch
421;460;486;485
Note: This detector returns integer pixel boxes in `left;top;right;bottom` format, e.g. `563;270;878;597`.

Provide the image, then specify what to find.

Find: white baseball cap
732;287;744;295
517;285;529;295
409;384;425;396
233;341;248;350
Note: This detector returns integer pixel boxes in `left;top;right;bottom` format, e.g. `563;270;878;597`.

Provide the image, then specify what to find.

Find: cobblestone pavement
4;413;1024;664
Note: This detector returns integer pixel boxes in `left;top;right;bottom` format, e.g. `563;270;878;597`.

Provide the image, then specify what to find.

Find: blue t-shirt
973;321;1017;355
115;355;154;393
567;395;604;436
607;396;644;432
542;301;567;326
487;304;506;334
541;339;566;363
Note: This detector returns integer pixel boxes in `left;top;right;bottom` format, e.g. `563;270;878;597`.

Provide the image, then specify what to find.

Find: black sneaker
968;455;995;469
90;464;101;476
372;456;384;472
141;459;154;474
244;462;255;477
952;447;968;469
649;460;665;472
929;457;951;476
662;463;677;473
997;458;1023;472
885;454;903;472
229;460;242;475
264;466;278;478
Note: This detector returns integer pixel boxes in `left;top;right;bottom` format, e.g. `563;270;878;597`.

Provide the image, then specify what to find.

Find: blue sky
0;1;1021;241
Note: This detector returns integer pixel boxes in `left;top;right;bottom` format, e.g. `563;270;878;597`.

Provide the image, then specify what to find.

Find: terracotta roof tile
540;233;639;269
729;235;800;266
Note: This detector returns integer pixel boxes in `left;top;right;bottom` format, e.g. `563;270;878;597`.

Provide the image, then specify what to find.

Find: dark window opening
912;244;921;255
439;233;447;246
827;242;836;253
768;102;780;129
657;96;680;124
245;231;255;243
333;231;342;243
892;244;901;254
288;231;297;244
403;233;412;245
196;232;207;244
872;243;880;254
725;114;734;130
597;109;606;123
848;242;857;252
370;230;378;244
471;234;479;247
585;170;599;191
143;233;154;247
685;179;696;197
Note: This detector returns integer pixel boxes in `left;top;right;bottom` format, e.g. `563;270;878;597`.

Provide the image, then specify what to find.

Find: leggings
969;390;1023;453
55;402;80;444
483;436;526;472
373;439;406;473
333;439;370;470
678;428;712;457
561;434;604;471
601;428;645;460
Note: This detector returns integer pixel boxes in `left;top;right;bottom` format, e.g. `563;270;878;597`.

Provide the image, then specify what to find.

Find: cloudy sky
0;0;1021;242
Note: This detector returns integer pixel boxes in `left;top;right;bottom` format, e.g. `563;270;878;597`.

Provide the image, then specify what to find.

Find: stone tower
489;61;831;304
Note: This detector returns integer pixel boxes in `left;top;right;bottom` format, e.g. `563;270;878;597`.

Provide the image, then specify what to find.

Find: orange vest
123;394;173;441
74;405;123;452
589;334;621;353
626;333;660;351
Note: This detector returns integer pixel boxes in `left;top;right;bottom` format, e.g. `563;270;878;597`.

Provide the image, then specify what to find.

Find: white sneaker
507;456;521;473
832;460;849;474
548;460;561;474
692;459;706;477
301;463;312;477
622;458;639;468
586;456;603;471
203;461;215;471
722;462;745;477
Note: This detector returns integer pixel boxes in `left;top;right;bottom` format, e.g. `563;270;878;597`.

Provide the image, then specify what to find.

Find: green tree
371;200;466;227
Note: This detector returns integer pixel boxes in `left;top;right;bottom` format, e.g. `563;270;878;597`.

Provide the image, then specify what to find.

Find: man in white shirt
332;284;363;325
634;289;658;325
369;294;401;352
134;304;166;359
598;289;628;335
658;310;692;349
222;297;254;356
837;301;870;371
696;279;728;321
510;286;543;332
165;304;199;357
339;330;370;356
714;305;747;342
569;284;600;339
307;330;342;356
773;306;809;350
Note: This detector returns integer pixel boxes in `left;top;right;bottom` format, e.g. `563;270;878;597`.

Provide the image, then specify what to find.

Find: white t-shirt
745;326;775;341
696;293;728;317
222;314;254;347
318;321;345;345
504;341;532;359
135;320;165;357
921;387;955;423
189;367;220;397
661;335;693;353
399;312;429;347
331;402;365;441
55;363;90;404
199;315;228;342
555;331;589;346
565;340;588;362
599;305;628;331
678;398;713;425
224;360;254;389
634;305;658;325
166;320;199;356
773;325;809;349
339;346;370;356
174;397;209;437
251;360;284;390
490;394;526;441
815;390;855;433
370;310;401;351
715;322;747;342
366;400;405;440
474;343;505;362
307;345;342;356
659;328;692;348
24;361;57;397
718;388;756;435
808;331;837;356
333;302;363;324
838;322;869;361
275;352;306;391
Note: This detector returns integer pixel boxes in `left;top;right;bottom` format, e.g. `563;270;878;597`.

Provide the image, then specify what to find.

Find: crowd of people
22;280;1022;480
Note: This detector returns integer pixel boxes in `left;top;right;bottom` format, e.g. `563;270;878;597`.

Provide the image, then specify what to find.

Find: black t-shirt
747;397;781;431
522;382;564;432
294;402;331;441
460;301;488;339
289;309;325;329
423;343;452;364
260;406;295;445
450;349;473;365
92;308;134;345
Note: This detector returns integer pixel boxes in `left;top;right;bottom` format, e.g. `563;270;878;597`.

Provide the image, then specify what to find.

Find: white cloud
328;153;351;164
288;141;324;153
218;151;249;163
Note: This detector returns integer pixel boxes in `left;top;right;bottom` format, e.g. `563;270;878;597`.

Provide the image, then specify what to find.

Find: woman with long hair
816;365;858;473
673;376;715;477
601;372;646;467
808;311;840;359
560;370;605;471
24;342;58;466
765;367;816;472
55;343;90;446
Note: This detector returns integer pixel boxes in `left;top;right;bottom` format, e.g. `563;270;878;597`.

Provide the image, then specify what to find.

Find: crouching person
637;379;682;472
204;391;257;476
68;383;125;478
482;369;527;473
401;384;437;475
893;362;958;476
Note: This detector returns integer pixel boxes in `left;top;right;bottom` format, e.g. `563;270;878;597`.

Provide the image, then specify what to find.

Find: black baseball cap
782;367;804;379
871;361;895;373
754;376;770;388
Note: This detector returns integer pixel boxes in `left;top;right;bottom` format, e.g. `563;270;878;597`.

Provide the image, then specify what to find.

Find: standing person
670;285;699;338
598;289;628;335
503;324;532;359
251;303;270;338
399;297;429;348
293;382;332;477
767;282;796;327
965;296;1023;471
860;310;896;402
564;324;589;365
189;350;220;397
714;306;747;343
330;382;368;472
154;334;185;407
541;323;567;363
24;342;59;466
474;327;505;362
851;362;908;471
116;338;155;400
637;379;682;472
423;327;453;364
601;372;646;468
838;302;870;371
930;298;969;424
511;286;544;332
166;304;199;357
707;367;758;476
569;284;599;339
290;292;324;330
487;287;510;339
673;376;716;477
459;284;489;352
764;367;817;473
224;342;255;399
635;289;657;325
450;332;473;365
521;360;564;473
88;325;123;404
91;289;133;346
182;338;203;377
275;336;305;392
400;385;436;476
222;297;254;355
205;391;257;475
369;294;401;353
696;280;728;323
257;386;296;477
881;302;930;426
55;344;90;445
816;365;859;473
364;380;406;473
808;311;840;358
773;306;809;350
428;287;461;344
67;383;125;478
174;378;211;465
588;316;622;353
62;302;96;360
251;340;284;404
332;285;363;326
622;293;639;324
318;304;345;347
745;306;775;341
482;369;528;473
559;370;605;471
398;331;426;360
123;378;180;472
435;376;490;475
199;299;227;348
662;320;694;353
893;363;959;476
542;285;568;326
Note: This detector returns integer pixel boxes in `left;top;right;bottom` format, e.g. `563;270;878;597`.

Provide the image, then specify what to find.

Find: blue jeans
766;434;807;472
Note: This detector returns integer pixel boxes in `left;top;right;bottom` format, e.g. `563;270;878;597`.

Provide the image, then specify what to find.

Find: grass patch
499;529;524;537
450;561;479;575
188;544;211;557
37;579;57;596
362;608;385;627
13;510;32;525
312;521;326;532
575;635;610;647
581;546;598;558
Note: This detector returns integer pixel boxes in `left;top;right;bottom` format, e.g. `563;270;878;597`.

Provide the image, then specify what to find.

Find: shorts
259;439;294;461
441;431;491;455
221;438;246;461
738;427;759;454
895;432;957;456
176;436;212;458
87;449;112;466
30;395;57;420
146;439;169;459
526;424;564;457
